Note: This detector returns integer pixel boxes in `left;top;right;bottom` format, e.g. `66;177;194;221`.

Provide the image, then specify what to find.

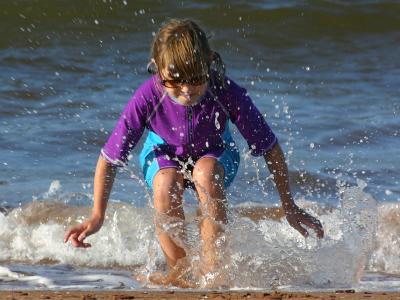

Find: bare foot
136;259;198;288
200;270;229;289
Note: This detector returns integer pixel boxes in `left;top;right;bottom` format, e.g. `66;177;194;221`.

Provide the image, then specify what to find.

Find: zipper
187;106;193;149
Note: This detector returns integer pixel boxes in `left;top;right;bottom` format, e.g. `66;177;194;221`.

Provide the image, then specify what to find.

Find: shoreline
1;290;398;300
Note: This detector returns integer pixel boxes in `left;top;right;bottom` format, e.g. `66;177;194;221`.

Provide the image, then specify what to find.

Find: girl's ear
209;51;217;61
210;52;225;71
147;58;157;74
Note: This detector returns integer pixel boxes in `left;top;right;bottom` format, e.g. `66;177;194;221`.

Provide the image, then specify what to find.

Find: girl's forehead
159;59;206;77
160;67;209;80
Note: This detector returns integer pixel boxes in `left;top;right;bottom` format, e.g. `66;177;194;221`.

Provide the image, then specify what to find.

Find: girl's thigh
152;167;185;216
140;149;181;189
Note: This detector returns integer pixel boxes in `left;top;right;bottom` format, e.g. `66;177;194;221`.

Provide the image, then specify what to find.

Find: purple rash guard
101;75;277;181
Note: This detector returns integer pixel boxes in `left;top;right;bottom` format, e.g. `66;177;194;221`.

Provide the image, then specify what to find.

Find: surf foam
0;179;392;289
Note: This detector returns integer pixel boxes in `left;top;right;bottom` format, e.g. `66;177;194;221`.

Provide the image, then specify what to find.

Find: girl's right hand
63;216;103;248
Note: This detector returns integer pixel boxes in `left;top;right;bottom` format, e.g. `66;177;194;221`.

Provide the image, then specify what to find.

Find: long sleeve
101;86;149;166
223;78;277;156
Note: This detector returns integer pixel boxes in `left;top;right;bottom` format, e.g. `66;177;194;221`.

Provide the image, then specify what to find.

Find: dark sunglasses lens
160;74;209;88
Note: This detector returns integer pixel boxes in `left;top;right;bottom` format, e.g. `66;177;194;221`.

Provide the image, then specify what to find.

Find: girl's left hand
285;205;324;239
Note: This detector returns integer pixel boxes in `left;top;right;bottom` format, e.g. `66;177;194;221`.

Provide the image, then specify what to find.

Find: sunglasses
159;74;210;89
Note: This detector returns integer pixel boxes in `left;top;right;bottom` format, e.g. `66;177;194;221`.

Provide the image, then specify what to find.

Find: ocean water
0;0;399;291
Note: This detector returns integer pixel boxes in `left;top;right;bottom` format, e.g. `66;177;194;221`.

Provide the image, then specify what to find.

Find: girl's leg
153;168;186;268
192;157;227;274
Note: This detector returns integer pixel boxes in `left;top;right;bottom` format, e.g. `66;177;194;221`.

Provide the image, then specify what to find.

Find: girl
64;18;324;286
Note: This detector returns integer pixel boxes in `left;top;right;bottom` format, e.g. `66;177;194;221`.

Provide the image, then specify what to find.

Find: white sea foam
0;264;139;290
0;201;162;268
1;180;398;290
225;180;377;288
368;202;400;273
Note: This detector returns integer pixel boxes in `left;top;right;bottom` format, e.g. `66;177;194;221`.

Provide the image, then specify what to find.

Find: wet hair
148;18;226;90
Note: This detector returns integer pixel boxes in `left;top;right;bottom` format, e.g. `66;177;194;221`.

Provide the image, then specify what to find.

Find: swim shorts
139;131;240;190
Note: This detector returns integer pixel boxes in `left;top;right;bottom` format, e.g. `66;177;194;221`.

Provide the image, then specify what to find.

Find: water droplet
214;112;220;130
283;106;289;114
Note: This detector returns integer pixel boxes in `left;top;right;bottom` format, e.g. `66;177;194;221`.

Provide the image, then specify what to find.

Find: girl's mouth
181;93;193;99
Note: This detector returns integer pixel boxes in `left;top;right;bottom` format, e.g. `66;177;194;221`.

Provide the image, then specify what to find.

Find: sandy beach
1;290;400;300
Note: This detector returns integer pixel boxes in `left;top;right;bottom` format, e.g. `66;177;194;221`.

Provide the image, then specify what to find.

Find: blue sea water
0;0;399;291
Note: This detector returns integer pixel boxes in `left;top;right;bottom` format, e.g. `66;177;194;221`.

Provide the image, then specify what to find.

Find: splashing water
0;179;390;290
214;112;220;130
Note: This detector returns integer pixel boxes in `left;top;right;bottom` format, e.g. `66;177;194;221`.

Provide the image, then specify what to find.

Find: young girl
64;18;324;286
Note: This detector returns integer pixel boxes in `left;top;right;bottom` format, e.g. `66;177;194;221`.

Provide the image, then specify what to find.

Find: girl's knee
192;157;224;188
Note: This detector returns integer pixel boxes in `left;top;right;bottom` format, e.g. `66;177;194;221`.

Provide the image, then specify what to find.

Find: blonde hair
149;18;226;89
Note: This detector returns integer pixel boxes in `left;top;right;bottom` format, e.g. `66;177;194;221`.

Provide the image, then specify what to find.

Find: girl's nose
180;84;191;94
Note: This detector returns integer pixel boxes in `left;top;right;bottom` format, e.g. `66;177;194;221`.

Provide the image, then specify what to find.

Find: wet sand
1;290;399;300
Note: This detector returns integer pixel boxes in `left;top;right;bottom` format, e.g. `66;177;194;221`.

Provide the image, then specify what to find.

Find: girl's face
160;68;208;106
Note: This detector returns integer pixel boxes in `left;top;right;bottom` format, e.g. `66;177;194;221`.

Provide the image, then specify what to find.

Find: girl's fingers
70;233;81;247
70;233;90;248
301;216;324;238
65;227;90;247
288;218;309;237
311;222;324;238
63;230;72;243
78;230;88;242
78;222;97;241
296;223;309;238
64;222;96;247
82;242;92;248
64;227;79;243
288;211;324;239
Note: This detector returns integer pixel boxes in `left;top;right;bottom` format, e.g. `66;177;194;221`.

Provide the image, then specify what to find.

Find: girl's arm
264;142;324;238
64;155;117;248
64;80;151;248
92;155;117;222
